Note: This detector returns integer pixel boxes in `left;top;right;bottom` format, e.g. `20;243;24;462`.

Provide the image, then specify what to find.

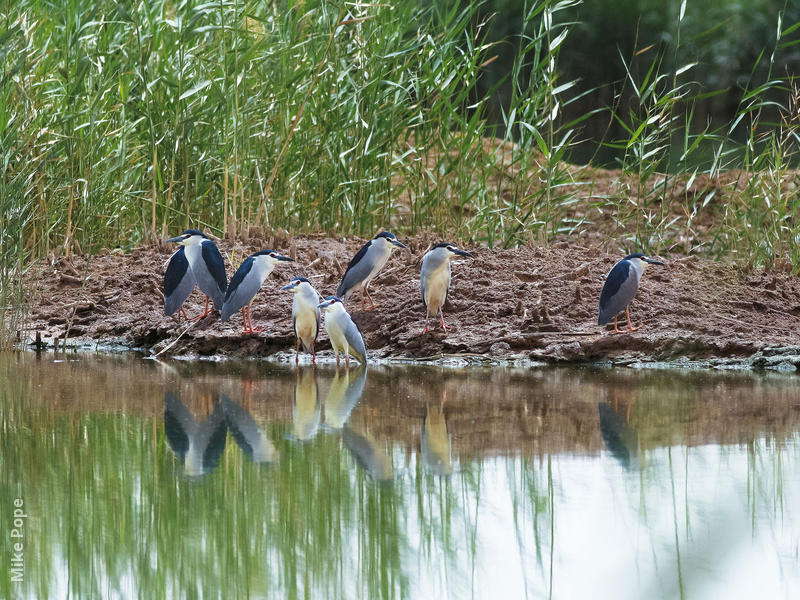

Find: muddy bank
22;235;800;370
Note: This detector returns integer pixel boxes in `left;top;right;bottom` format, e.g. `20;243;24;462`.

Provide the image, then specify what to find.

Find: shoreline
22;235;800;373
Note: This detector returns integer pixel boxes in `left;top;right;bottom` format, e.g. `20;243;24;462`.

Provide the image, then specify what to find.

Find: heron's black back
598;259;633;324
225;256;255;302
163;248;196;315
337;240;371;297
201;241;228;297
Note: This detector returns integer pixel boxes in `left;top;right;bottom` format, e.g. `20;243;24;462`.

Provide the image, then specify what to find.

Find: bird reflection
342;425;394;482
293;367;320;441
324;365;368;430
421;392;452;476
220;394;278;463
164;391;228;478
598;401;641;469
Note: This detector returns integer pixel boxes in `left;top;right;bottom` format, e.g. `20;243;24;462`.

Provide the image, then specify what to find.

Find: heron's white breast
425;261;451;310
325;311;348;350
251;256;276;285
365;240;393;283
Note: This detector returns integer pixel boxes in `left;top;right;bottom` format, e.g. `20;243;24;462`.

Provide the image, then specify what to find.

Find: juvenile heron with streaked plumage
598;252;665;334
337;231;406;310
420;242;473;334
221;249;293;333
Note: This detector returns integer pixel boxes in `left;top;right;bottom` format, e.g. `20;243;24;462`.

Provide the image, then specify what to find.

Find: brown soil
22;234;800;367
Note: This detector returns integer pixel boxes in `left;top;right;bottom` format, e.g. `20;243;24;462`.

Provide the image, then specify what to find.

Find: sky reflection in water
2;353;800;599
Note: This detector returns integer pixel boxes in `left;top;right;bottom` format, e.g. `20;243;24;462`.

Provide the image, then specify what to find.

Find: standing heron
598;252;665;334
281;277;322;364
220;249;293;333
318;296;367;368
420;242;473;334
164;229;227;320
337;231;406;310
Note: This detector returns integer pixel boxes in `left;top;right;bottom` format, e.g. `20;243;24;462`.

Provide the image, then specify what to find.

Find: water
2;353;800;600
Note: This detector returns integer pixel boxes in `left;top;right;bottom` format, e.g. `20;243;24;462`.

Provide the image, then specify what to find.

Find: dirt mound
22;235;800;366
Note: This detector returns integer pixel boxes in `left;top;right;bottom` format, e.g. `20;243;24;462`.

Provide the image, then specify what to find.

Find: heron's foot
190;310;212;321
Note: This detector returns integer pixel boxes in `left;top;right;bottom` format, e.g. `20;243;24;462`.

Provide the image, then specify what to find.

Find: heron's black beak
645;258;665;266
317;300;333;310
166;235;186;244
454;249;473;257
391;239;407;249
275;255;294;262
280;282;296;291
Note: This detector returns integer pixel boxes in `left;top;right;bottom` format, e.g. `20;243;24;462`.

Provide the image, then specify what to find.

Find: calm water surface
2;353;800;599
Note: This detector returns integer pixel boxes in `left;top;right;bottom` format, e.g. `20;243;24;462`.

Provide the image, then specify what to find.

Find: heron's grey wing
598;260;637;324
164;391;196;460
420;260;428;308
337;242;375;298
221;257;263;321
345;316;368;363
192;240;227;309
164;248;196;316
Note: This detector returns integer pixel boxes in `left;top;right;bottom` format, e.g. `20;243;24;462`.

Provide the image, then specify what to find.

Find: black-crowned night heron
598;252;665;334
163;391;228;478
220;249;293;333
280;277;322;364
318;296;367;368
337;231;406;310
420;242;473;334
220;394;278;463
164;229;227;320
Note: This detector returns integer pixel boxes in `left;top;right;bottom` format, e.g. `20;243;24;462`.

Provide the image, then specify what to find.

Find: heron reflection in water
324;364;368;430
342;424;395;482
221;394;278;463
422;390;452;476
293;367;321;442
598;396;642;470
164;391;228;478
